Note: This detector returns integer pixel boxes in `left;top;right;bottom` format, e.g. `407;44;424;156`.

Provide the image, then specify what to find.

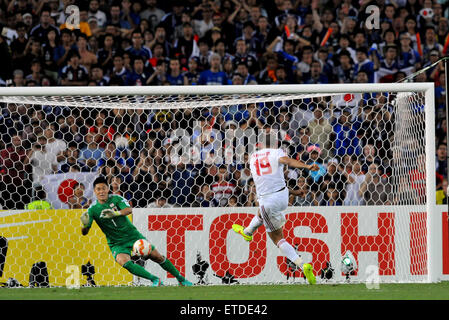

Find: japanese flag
40;172;98;209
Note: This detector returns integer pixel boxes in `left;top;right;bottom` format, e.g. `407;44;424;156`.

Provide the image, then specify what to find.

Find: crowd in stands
0;0;448;209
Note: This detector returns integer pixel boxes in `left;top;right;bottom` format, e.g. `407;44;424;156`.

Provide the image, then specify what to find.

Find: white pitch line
6;236;28;240
0;219;52;228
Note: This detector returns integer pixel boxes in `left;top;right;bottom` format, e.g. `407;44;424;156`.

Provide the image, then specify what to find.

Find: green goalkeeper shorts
110;238;156;260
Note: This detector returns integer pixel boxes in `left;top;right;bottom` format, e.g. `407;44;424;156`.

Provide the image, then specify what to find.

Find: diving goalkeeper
80;176;192;287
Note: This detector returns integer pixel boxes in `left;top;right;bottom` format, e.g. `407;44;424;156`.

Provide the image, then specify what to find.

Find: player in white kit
232;134;319;284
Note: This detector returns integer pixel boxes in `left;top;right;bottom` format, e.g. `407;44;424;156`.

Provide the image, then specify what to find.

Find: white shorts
258;187;289;232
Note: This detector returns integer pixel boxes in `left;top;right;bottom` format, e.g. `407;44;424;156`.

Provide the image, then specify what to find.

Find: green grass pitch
0;282;448;300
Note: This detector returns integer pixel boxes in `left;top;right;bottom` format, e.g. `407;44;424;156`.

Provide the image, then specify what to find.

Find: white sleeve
277;148;286;159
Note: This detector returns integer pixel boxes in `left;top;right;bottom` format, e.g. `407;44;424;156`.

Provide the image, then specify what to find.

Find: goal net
0;84;439;287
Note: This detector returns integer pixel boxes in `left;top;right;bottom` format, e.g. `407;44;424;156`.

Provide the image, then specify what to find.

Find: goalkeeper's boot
179;279;193;287
303;263;316;285
152;279;163;287
232;224;252;242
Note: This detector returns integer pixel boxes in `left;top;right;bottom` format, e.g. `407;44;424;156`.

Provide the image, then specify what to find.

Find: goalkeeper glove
80;212;90;227
100;208;121;219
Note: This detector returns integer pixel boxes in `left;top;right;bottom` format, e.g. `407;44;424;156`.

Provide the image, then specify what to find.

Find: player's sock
243;215;264;236
159;258;185;283
277;239;302;269
123;260;159;282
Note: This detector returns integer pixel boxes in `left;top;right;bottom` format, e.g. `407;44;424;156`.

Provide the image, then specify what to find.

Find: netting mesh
0;89;431;286
1;91;426;210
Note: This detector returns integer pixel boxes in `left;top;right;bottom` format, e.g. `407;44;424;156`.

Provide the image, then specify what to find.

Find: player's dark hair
93;176;108;188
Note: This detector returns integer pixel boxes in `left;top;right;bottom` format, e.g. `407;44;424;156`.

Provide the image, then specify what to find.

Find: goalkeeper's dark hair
93;176;109;188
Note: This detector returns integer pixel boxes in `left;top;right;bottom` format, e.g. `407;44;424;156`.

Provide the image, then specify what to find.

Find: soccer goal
0;83;443;287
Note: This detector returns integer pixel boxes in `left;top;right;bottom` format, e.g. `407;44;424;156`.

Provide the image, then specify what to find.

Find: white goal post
0;83;444;286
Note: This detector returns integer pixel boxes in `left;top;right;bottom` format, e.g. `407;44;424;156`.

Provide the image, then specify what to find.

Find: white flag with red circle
40;172;98;209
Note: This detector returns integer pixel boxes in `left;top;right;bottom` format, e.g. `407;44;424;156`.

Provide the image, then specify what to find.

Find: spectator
290;175;318;206
321;182;342;206
127;30;152;61
235;61;257;84
185;56;200;85
398;32;421;75
334;50;354;83
213;38;233;64
374;45;400;82
422;26;443;60
359;162;392;205
233;38;259;75
333;109;361;158
76;33;97;73
306;148;327;193
227;195;238;207
304;60;329;84
211;165;236;207
193;2;214;39
173;22;198;68
436;143;447;180
160;0;185;41
125;55;152;85
147;189;175;208
170;161;194;206
90;64;110;86
193;37;212;72
321;158;348;203
244;178;258;207
67;182;91;209
354;47;375;83
54;29;75;68
307;103;332;159
79;132;104;172
24;135;58;186
59;142;88;173
22;37;43;75
166;57;188;85
42;28;59;81
88;0;107;28
12;69;25;87
10;22;29;73
146;58;167;85
29;7;60;44
97;33;117;74
0;134;30;209
25;59;44;85
132;148;161;207
140;0;165;29
106;3;132;30
149;25;172;58
60;49;89;86
343;157;365;205
43;123;66;163
110;53;131;84
192;184;214;207
258;53;278;84
198;53;228;85
360;143;382;174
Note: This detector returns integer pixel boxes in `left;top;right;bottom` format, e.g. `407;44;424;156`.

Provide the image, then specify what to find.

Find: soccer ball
132;239;152;257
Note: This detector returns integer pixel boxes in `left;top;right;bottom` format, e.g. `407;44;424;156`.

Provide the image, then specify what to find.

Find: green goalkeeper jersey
85;194;144;247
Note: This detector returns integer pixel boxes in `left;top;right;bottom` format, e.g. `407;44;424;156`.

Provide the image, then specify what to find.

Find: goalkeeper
80;176;192;287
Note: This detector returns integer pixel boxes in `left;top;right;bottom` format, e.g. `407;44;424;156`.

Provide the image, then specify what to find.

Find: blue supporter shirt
354;59;375;83
126;47;152;60
167;73;185;85
198;70;228;85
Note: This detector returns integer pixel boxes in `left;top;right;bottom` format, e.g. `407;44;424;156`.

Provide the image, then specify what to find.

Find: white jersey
249;148;286;197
